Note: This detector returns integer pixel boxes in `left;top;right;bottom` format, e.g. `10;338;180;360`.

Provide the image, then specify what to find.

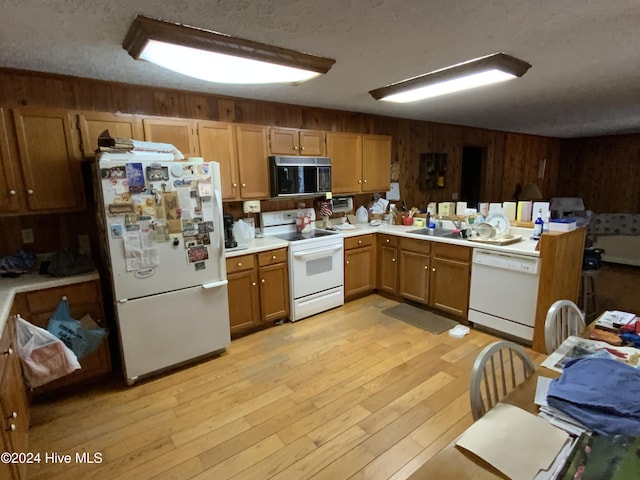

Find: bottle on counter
533;209;544;240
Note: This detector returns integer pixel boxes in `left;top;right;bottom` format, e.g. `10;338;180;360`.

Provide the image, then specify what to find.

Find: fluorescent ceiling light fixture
123;15;335;85
369;53;531;103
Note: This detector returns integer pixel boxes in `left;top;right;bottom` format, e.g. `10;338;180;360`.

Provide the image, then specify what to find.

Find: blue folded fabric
547;357;640;436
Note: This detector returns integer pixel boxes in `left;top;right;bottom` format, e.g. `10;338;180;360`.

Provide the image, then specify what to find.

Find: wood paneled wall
0;67;614;257
558;135;640;213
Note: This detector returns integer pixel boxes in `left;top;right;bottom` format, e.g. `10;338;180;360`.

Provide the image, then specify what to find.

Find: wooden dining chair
544;299;586;354
469;341;536;421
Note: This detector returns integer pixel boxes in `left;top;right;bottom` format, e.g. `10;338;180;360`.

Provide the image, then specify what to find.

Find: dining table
408;317;639;479
407;365;560;479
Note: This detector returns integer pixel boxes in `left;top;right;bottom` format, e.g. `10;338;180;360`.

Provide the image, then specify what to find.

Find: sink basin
407;228;463;239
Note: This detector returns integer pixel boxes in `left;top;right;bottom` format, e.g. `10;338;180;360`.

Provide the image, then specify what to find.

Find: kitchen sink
407;228;463;239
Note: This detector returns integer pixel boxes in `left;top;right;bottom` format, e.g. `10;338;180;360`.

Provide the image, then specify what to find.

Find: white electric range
261;208;344;321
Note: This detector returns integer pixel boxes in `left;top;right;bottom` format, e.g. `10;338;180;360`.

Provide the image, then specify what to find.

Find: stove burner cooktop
275;230;338;242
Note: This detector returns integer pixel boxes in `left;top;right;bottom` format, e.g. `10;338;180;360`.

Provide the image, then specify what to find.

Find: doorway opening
460;146;486;206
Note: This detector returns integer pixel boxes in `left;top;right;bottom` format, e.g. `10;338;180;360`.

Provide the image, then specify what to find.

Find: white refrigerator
95;154;230;385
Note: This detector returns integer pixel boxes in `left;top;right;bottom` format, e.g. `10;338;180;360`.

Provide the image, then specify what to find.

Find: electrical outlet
21;228;34;244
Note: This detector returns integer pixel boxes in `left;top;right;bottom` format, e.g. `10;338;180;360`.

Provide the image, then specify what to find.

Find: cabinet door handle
346;260;350;264
7;411;17;419
358;179;362;184
294;146;298;150
3;348;13;356
424;266;428;269
9;189;16;195
392;258;396;262
232;183;237;187
242;183;246;187
261;278;265;283
27;189;34;195
6;424;16;432
364;179;368;183
432;267;436;272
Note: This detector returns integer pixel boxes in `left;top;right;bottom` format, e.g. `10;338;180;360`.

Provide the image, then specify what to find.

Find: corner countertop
0;271;100;334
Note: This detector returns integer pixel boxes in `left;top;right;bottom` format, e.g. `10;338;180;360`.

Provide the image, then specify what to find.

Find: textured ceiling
2;0;640;138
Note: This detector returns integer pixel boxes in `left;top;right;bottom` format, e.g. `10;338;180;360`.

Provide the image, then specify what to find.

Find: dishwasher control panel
472;249;540;275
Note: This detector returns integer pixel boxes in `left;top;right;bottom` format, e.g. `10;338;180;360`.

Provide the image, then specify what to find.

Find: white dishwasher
468;248;540;342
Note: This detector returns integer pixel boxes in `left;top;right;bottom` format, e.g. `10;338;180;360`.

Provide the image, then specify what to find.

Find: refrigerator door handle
202;279;229;289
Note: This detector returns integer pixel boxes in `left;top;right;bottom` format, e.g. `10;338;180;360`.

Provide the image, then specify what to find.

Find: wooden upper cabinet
142;117;199;158
197;121;240;200
362;134;391;192
326;132;363;194
269;128;325;156
0;109;19;213
78;111;143;157
11;107;84;212
236;124;270;199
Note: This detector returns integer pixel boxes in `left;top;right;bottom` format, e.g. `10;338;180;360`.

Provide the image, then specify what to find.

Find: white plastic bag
15;315;81;388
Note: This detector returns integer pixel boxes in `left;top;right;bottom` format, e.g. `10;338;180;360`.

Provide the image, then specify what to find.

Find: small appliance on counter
223;214;237;249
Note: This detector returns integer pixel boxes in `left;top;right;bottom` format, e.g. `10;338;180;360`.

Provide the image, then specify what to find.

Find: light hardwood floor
27;295;545;480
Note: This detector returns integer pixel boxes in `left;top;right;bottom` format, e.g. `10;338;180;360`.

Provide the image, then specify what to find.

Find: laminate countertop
0;271;100;334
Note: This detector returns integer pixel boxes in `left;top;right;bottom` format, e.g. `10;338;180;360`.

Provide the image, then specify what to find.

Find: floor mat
382;303;458;334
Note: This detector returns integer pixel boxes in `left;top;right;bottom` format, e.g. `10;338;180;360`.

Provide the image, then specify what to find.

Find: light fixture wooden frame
369;52;531;101
123;15;335;76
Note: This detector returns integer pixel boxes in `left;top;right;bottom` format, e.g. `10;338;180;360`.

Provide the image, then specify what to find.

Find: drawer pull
237;262;242;267
272;255;276;260
386;239;390;243
358;240;362;244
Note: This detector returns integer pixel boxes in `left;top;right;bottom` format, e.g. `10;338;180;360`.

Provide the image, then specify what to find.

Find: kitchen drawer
345;234;375;250
24;281;100;313
378;234;398;247
433;243;471;262
400;237;431;254
226;254;256;274
258;248;288;267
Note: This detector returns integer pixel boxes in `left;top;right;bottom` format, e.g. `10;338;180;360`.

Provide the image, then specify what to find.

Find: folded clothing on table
547;357;640;436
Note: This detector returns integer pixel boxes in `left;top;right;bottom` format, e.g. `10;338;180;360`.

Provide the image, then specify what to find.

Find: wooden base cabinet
377;234;398;295
13;279;112;394
226;248;289;336
227;254;262;333
399;238;431;304
429;243;471;319
344;235;376;300
1;314;29;480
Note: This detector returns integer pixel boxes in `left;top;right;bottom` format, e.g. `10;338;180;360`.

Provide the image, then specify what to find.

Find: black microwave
269;156;331;197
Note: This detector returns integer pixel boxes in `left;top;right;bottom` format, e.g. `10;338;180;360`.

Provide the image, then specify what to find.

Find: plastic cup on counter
402;216;414;226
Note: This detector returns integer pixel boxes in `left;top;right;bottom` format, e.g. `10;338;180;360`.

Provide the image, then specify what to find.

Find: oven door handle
293;245;342;260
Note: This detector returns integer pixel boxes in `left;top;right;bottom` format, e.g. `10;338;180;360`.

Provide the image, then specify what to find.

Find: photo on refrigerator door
187;245;209;263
